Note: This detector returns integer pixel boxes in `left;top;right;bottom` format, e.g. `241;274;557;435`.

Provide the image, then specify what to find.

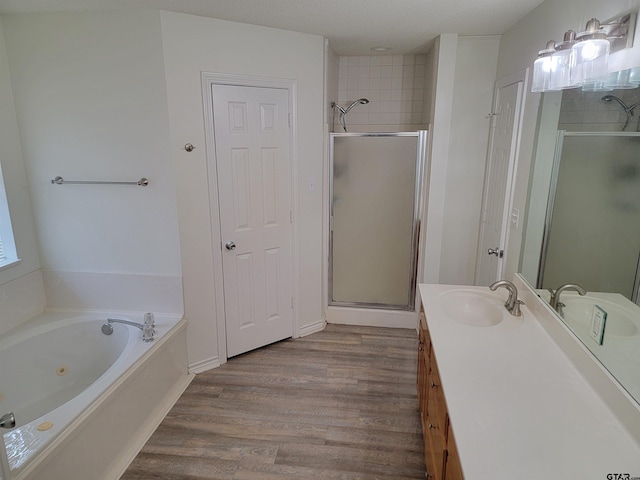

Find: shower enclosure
329;131;427;311
539;131;640;302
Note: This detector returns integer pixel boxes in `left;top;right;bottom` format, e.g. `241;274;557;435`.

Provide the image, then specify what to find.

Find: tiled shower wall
559;87;640;132
336;54;428;132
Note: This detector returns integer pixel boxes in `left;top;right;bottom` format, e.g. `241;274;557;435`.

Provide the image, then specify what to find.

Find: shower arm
602;95;640;131
332;99;369;133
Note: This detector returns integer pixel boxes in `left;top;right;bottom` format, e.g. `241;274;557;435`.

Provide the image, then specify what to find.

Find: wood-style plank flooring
120;324;424;479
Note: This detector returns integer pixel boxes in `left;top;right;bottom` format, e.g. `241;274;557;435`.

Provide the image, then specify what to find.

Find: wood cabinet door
445;427;465;480
426;353;446;479
419;308;464;480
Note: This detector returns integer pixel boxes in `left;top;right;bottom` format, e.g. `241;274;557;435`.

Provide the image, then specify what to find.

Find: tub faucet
102;314;155;342
489;280;524;316
0;412;15;429
549;284;587;316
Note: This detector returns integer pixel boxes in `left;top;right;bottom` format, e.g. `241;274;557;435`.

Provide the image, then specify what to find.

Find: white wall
496;0;640;280
422;35;457;284
0;18;45;334
160;12;325;368
423;47;438;125
325;40;339;125
422;34;500;286
439;36;500;285
3;11;183;313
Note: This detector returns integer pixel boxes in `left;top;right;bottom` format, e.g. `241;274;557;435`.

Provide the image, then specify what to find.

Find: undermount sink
562;296;639;337
439;289;505;327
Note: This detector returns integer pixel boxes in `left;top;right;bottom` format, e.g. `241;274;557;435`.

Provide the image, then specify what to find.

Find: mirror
520;67;640;406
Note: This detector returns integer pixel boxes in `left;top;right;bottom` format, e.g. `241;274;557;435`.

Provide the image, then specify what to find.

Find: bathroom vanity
417;277;640;480
418;308;464;480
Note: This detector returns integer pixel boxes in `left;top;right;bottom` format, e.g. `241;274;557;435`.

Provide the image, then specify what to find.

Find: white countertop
419;283;640;480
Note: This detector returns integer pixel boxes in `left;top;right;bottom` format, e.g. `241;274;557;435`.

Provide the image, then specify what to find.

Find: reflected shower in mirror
520;71;640;405
541;132;640;302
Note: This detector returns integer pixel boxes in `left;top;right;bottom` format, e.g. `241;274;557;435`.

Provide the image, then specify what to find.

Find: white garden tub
0;310;192;479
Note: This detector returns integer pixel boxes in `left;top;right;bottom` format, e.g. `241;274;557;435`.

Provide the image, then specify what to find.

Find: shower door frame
538;130;640;303
328;131;427;311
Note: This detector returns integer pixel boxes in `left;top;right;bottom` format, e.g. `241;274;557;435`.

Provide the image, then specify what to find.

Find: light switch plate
590;305;607;345
510;208;520;229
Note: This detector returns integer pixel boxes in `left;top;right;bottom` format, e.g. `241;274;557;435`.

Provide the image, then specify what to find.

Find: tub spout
0;412;15;429
102;316;155;342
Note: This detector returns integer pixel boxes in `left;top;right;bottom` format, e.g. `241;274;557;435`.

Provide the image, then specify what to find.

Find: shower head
344;98;370;114
602;94;640;131
602;95;630;111
332;98;370;132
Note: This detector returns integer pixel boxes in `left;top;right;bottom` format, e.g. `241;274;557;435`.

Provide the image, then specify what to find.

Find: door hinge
291;296;294;309
290;210;294;223
288;113;293;127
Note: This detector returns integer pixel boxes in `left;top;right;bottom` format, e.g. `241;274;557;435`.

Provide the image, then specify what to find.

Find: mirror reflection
521;69;640;404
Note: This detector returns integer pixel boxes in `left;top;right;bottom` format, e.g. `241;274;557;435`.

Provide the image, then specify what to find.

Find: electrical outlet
590;305;607;345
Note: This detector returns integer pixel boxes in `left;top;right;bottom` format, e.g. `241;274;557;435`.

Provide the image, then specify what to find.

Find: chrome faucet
548;284;586;316
489;280;524;316
101;313;155;342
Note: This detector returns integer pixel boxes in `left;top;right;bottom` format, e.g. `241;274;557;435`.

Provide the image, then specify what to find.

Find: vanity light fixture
531;13;636;92
531;41;557;92
628;66;640;84
549;30;580;91
572;18;610;89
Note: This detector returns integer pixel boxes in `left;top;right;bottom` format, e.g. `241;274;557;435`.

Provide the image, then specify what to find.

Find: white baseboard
298;318;326;337
326;306;418;329
189;356;221;374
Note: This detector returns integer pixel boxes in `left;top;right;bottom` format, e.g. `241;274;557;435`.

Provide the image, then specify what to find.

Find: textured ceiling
0;0;544;55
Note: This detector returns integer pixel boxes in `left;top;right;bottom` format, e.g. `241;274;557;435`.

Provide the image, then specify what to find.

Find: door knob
225;241;236;251
487;248;503;258
0;412;15;429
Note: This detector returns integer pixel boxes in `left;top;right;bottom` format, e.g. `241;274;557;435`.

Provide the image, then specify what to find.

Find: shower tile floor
120;324;424;479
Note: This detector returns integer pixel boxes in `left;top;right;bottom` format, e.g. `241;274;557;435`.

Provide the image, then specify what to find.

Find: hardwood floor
120;324;424;480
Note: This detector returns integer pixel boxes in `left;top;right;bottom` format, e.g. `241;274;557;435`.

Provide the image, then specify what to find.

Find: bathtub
0;310;193;479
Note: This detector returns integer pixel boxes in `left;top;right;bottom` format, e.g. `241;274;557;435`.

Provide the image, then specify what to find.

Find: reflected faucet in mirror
489;280;524;316
548;283;586;317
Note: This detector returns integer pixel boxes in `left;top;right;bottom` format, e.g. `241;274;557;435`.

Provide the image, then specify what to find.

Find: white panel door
212;84;293;357
475;80;523;286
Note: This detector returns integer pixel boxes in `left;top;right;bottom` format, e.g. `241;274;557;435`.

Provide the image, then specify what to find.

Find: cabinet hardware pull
430;381;438;388
428;423;438;430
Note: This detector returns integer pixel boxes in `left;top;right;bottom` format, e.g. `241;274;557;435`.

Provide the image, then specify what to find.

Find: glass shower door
329;132;426;310
540;131;640;300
